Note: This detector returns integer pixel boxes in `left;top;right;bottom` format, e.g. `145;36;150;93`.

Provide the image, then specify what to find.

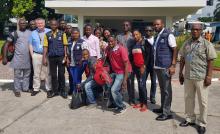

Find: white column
78;15;84;36
165;16;173;29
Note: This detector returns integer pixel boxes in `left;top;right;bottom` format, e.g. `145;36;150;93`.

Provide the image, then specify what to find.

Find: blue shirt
29;28;51;54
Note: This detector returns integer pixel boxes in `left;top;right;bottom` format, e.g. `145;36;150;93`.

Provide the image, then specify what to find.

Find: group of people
2;17;217;134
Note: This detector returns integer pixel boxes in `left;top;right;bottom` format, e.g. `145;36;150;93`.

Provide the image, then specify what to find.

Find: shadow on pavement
0;82;14;91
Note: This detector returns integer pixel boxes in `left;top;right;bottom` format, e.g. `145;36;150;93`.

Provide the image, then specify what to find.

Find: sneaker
114;107;127;115
61;92;68;99
47;91;55;98
107;104;117;109
140;104;148;112
31;91;40;96
14;92;21;97
150;98;156;104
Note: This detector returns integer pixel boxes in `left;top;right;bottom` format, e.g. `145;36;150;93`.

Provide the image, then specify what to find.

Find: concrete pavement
0;81;220;134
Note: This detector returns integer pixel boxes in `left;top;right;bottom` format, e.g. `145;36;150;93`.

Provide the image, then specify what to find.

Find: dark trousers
49;56;65;94
155;69;172;116
127;72;135;104
133;66;148;105
146;67;157;99
29;59;34;90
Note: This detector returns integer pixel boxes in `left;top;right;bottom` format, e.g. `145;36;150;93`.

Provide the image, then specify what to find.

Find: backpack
0;31;18;64
93;58;112;86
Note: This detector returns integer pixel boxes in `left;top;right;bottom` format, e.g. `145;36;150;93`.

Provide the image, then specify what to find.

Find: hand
76;84;81;91
2;57;8;65
204;76;212;87
179;73;184;85
66;58;70;67
169;66;176;76
43;57;47;66
140;65;145;75
121;79;127;91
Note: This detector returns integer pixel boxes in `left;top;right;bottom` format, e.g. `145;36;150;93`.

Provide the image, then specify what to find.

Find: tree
0;0;13;39
198;17;214;22
11;0;35;18
24;0;59;21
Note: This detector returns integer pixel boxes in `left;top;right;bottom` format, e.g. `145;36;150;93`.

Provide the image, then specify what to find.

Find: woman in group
103;28;112;42
66;28;88;95
131;29;150;112
94;28;108;57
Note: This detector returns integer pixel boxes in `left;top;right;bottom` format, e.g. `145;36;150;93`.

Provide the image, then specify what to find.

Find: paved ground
0;81;220;134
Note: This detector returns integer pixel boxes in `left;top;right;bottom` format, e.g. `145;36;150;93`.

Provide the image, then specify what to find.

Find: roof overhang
45;0;206;16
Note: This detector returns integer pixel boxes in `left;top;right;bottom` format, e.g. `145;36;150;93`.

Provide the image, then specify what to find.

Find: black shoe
156;114;173;121
153;108;163;113
61;92;68;99
14;92;21;97
179;120;196;127
47;91;55;98
150;98;156;104
107;104;117;109
22;89;32;93
31;91;40;96
197;126;206;134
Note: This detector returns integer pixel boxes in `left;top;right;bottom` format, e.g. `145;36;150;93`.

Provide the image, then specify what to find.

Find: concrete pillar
165;16;173;29
78;15;84;36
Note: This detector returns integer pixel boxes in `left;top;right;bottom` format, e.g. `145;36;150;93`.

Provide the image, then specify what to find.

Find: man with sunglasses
144;26;157;104
179;23;217;134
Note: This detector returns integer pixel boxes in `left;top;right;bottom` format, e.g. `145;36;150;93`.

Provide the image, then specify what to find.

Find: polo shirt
106;45;132;74
43;29;68;47
29;28;51;54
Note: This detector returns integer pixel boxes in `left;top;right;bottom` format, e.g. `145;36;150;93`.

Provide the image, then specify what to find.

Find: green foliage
214;51;220;68
11;0;35;18
198;17;214;22
0;0;13;22
0;40;4;53
176;33;191;50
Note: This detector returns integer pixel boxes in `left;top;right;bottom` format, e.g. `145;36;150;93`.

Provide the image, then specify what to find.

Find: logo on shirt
160;39;165;43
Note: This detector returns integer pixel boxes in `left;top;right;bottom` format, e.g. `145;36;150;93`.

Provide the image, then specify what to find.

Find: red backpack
93;58;112;86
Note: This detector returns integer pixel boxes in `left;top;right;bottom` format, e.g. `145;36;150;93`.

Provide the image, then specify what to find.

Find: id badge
186;54;192;62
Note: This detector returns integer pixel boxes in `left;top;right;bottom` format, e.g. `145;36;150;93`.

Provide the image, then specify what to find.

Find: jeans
146;67;157;99
49;56;65;94
84;79;100;104
108;73;126;109
67;66;83;94
133;66;147;105
14;69;31;92
127;72;135;103
155;69;172;116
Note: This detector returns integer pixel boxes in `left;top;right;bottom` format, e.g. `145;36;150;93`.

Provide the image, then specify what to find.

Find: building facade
45;0;206;34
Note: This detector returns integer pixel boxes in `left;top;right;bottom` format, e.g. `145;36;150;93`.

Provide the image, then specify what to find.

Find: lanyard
189;42;200;54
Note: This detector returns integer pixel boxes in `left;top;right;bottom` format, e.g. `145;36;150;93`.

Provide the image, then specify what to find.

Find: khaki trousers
184;79;209;127
32;53;51;91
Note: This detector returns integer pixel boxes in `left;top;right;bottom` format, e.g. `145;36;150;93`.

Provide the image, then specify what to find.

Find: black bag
70;90;87;109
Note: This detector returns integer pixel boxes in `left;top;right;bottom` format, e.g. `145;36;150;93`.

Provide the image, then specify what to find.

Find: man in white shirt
83;24;101;59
